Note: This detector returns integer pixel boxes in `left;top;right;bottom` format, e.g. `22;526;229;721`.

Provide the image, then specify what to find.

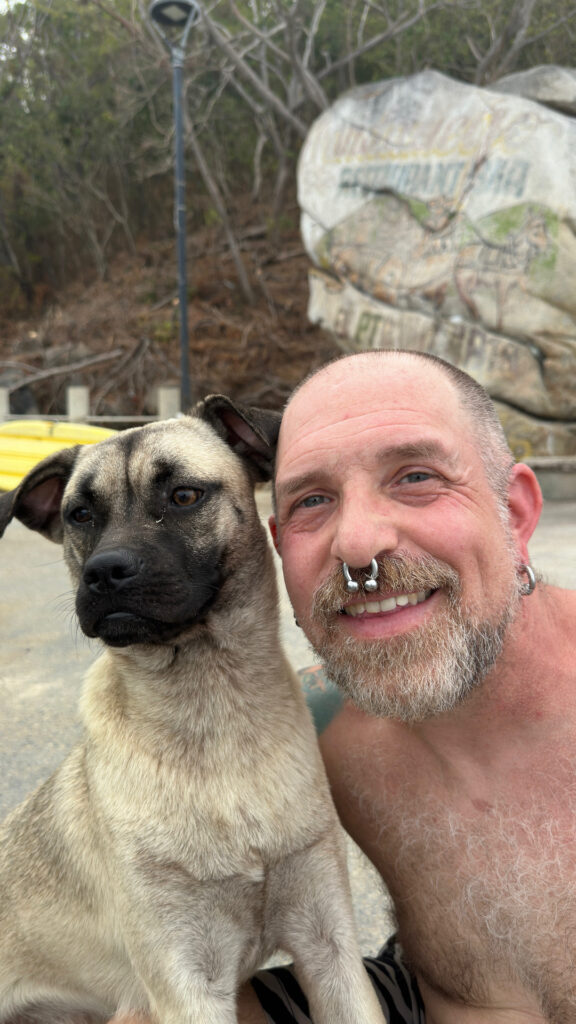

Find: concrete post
66;386;90;421
0;387;9;420
157;386;181;419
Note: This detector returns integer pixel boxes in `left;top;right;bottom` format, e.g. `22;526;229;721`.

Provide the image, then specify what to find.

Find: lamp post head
148;0;200;29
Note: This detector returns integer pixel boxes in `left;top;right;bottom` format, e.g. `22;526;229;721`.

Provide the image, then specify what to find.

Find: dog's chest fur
78;642;333;884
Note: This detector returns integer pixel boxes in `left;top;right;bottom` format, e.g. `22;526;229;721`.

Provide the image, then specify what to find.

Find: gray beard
309;554;521;723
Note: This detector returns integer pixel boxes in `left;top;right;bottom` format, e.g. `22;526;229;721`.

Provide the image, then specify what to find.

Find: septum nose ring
343;559;379;594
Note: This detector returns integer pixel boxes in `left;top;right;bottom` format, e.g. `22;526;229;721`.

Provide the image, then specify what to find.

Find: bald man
240;350;576;1024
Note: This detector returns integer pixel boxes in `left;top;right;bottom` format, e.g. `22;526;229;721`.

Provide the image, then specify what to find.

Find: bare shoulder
319;704;406;865
320;702;404;768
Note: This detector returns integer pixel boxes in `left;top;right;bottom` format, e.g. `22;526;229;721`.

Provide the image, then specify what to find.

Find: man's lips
342;589;433;617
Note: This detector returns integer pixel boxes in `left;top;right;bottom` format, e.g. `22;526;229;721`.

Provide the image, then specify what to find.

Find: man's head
270;350;542;722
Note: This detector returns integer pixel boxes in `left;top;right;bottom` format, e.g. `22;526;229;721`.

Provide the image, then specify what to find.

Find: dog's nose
83;548;142;593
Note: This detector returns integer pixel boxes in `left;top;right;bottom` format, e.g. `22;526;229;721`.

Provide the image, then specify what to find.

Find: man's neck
410;584;576;774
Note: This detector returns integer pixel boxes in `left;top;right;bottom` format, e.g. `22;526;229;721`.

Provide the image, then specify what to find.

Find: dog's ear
195;394;281;482
0;446;80;543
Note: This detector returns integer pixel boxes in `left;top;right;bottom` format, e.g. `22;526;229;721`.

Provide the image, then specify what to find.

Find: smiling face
271;352;530;720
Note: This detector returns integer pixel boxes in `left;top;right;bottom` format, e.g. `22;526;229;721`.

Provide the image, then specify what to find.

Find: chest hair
361;754;576;1022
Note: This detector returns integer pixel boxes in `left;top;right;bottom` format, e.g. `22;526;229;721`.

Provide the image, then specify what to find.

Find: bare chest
373;757;576;1021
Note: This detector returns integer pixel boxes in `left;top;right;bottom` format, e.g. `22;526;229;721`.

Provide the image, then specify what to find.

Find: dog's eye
70;506;93;524
171;487;203;507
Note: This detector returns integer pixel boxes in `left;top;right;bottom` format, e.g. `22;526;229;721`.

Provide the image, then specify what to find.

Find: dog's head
0;396;281;648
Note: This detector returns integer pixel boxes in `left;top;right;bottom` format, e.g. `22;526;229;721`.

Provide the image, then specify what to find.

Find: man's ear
0;446;80;543
507;463;543;562
195;394;281;482
268;514;280;554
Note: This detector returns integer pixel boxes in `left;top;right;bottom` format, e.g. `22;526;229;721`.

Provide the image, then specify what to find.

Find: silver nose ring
342;563;359;593
364;558;379;592
343;559;379;594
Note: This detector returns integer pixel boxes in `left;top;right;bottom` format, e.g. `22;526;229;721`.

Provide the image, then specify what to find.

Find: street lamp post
148;0;200;412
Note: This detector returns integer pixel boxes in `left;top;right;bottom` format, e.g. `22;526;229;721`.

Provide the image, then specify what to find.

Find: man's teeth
344;590;431;617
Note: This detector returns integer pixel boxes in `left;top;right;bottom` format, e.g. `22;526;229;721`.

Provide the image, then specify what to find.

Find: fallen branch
92;338;151;413
260;247;306;266
7;349;126;393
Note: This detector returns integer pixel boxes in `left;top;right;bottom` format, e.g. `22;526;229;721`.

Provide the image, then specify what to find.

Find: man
239;348;576;1023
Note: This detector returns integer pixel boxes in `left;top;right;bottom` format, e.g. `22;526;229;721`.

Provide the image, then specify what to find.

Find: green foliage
0;0;170;297
1;0;576;313
203;207;222;227
152;318;177;344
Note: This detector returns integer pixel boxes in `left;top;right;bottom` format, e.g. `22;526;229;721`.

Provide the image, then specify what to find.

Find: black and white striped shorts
250;936;426;1023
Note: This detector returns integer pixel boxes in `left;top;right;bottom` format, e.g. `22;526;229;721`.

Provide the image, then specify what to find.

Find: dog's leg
269;837;386;1024
117;959;238;1024
114;976;237;1024
119;876;268;1024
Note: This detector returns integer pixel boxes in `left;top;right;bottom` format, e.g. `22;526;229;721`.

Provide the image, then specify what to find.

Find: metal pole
171;44;191;412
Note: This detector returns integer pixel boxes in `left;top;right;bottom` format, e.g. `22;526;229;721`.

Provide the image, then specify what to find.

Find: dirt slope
0;210;339;418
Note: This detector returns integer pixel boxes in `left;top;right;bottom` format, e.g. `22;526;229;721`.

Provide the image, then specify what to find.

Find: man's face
271;356;523;721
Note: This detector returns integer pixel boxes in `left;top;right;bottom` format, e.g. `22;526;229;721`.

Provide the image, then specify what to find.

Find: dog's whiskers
54;594;94;652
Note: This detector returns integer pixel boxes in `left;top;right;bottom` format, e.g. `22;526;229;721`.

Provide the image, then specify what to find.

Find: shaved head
283;349;514;503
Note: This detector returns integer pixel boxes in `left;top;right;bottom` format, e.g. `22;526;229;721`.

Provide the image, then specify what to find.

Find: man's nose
330;490;399;570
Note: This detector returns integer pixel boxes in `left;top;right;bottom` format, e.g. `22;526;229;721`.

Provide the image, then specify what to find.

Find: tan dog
0;397;384;1024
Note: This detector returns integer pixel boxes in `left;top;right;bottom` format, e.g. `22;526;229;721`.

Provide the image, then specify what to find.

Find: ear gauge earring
519;563;536;596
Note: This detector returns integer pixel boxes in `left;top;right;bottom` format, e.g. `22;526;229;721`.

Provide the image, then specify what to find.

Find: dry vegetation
0;202;339;419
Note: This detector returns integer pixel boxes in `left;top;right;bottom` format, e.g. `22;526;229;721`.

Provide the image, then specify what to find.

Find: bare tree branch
201;8;309;136
474;0;539;84
8;350;126;394
315;0;444;85
282;0;330;111
182;98;255;303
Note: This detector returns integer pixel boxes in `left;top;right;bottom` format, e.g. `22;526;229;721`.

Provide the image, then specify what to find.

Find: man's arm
109;986;267;1024
238;983;268;1023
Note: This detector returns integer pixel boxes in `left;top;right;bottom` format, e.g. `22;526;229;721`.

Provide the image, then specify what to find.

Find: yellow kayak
0;420;117;491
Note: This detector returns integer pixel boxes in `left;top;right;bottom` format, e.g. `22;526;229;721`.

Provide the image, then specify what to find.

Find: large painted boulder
298;68;576;458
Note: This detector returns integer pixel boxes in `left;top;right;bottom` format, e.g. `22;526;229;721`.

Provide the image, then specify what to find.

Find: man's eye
299;494;328;508
399;471;433;484
171;487;204;507
70;506;93;524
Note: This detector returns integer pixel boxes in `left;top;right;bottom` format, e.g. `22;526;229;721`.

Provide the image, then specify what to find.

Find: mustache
311;552;461;620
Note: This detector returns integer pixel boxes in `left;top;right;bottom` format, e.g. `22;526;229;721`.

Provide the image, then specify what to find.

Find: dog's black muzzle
77;544;222;647
83;547;144;594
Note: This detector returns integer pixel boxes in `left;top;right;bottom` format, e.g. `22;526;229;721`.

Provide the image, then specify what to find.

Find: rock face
298;68;576;457
491;64;576;116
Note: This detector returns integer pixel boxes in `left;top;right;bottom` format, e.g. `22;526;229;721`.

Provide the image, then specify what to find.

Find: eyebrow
375;440;458;467
275;469;331;503
275;439;457;503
